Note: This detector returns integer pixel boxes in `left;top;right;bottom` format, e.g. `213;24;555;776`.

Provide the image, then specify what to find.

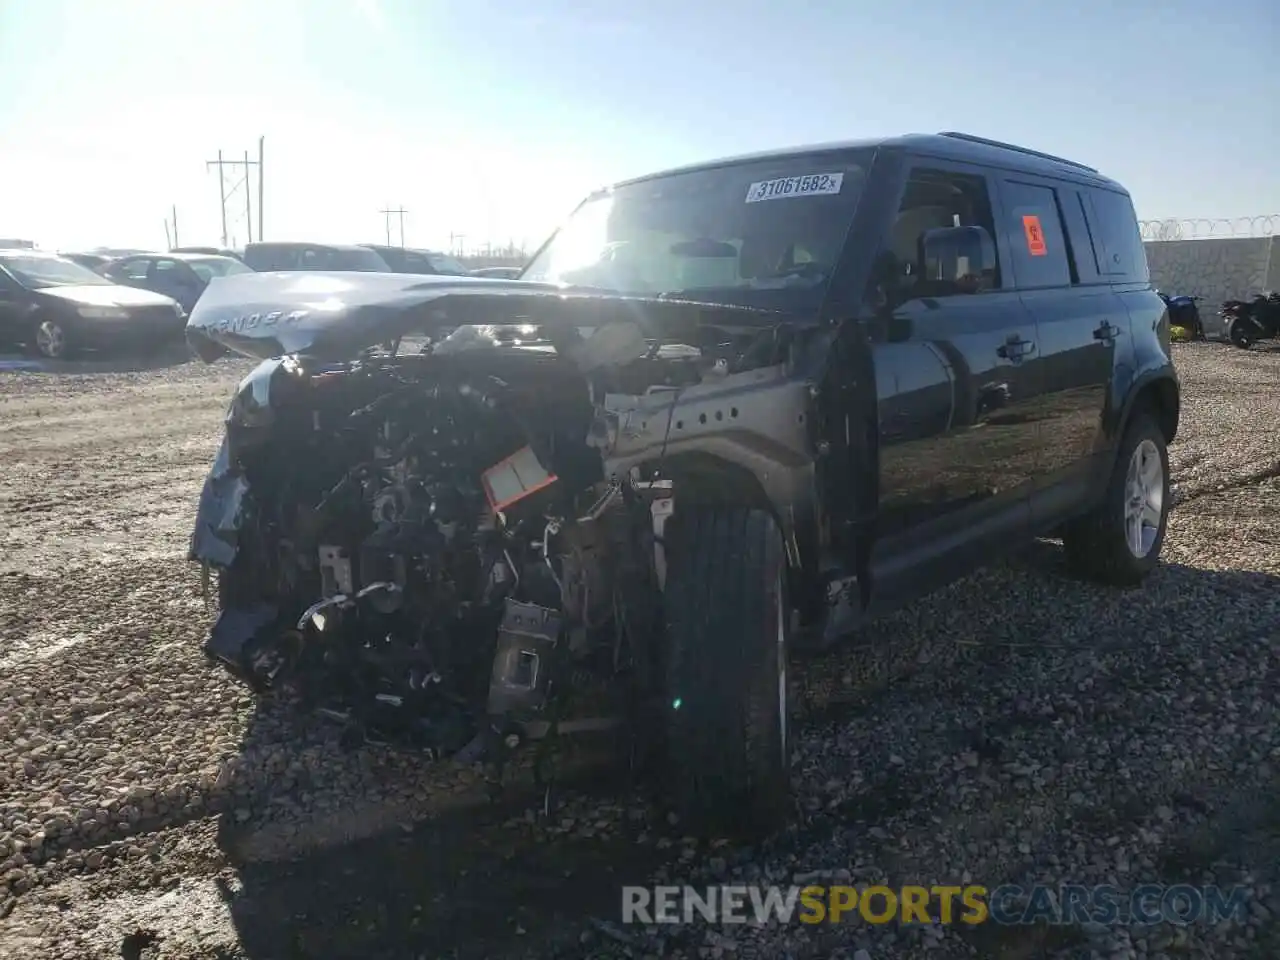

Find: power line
379;206;408;247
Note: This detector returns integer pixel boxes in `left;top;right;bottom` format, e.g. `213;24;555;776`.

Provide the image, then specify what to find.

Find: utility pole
172;205;179;248
208;150;229;247
243;150;254;243
450;232;466;256
207;145;261;248
379;206;407;247
257;136;265;242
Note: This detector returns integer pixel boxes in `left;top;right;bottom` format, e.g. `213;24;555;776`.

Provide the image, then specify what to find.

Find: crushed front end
185;273;815;791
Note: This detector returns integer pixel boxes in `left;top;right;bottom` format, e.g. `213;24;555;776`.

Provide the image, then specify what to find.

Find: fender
1106;361;1180;465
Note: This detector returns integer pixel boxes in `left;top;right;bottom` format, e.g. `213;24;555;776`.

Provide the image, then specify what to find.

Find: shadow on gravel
0;343;196;375
208;703;676;960
202;542;1279;960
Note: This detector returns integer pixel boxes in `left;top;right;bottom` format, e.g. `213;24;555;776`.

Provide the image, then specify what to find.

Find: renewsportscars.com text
621;884;1250;927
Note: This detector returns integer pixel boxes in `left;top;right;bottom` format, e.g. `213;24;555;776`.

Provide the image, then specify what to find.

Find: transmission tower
380;206;408;247
206;137;265;247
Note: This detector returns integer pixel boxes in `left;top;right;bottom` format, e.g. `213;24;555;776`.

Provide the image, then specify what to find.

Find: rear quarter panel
1109;283;1178;446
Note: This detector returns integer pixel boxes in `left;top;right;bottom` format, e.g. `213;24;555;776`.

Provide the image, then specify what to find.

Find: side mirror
918;225;997;292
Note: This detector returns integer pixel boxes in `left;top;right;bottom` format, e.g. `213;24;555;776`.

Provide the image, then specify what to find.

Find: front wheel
662;506;792;838
30;318;72;360
1228;318;1255;349
1062;413;1170;586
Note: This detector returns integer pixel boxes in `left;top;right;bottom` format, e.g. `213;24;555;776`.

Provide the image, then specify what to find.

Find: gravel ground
0;343;1277;960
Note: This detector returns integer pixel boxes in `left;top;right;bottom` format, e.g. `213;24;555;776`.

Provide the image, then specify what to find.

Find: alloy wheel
1124;438;1164;559
36;320;67;359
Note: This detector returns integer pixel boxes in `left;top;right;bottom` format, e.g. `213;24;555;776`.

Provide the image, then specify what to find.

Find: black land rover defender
185;131;1177;837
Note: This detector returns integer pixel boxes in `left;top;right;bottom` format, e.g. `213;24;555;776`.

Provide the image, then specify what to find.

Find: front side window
883;166;1002;302
188;257;251;281
332;247;391;271
426;253;471;276
245;246;296;271
104;258;150;282
521;150;873;311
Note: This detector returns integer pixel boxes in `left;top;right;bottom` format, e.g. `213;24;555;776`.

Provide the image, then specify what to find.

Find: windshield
0;254;112;287
521;149;872;309
188;257;253;281
426;253;471;276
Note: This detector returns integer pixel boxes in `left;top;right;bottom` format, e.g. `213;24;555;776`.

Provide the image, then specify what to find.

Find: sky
0;0;1276;255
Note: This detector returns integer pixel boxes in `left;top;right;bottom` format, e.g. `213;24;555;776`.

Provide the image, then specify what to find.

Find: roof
362;244;456;256
163;251;240;262
609;131;1125;194
0;248;65;258
243;241;374;252
105;250;237;262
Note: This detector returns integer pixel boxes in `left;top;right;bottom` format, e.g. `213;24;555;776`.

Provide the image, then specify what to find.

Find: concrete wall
1144;236;1277;337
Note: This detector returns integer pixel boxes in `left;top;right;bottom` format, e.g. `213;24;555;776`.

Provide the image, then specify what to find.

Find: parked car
100;252;253;313
184;131;1177;839
172;246;245;262
470;265;524;279
240;242;390;273
0;249;187;359
59;252;112;270
91;247;153;259
360;245;472;276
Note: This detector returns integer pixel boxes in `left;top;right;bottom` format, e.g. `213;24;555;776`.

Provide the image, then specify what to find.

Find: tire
1228;318;1254;349
1061;412;1170;586
662;506;791;838
29;317;73;360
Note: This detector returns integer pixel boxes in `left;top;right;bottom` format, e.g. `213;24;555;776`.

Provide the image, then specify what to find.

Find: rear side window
998;180;1072;289
1083;190;1148;283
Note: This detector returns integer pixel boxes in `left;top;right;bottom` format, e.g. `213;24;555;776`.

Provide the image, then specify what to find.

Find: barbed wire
1139;215;1280;241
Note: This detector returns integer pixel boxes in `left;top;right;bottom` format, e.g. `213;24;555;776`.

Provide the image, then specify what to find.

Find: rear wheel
662;506;791;838
1228;318;1254;349
1062;413;1170;586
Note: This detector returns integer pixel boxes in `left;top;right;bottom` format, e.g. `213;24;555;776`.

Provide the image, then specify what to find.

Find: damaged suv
186;132;1177;837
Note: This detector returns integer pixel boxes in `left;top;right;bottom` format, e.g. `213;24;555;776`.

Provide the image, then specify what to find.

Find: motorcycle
1157;292;1206;340
1222;292;1280;349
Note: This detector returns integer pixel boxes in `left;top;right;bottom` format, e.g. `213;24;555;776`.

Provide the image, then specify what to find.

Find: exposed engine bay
194;310;811;790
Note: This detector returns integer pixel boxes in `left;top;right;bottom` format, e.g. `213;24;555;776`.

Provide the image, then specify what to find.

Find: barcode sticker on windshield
745;173;844;203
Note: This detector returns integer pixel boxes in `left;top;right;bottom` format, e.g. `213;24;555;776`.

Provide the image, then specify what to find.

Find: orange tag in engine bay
481;445;558;512
1022;215;1047;257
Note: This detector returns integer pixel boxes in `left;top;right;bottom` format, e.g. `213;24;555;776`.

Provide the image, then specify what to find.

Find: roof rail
936;132;1099;173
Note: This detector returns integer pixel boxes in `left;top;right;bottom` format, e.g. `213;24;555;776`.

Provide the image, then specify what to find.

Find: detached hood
38;283;179;308
186;270;799;362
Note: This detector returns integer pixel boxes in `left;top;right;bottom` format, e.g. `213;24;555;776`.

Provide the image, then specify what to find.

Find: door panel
1020;284;1124;524
0;273;27;343
854;160;1041;614
866;291;1039;613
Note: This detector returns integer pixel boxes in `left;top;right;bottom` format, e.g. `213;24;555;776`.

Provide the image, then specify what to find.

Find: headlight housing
77;305;129;319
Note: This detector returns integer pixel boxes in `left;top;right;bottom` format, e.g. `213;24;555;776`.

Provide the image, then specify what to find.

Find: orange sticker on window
1022;215;1048;257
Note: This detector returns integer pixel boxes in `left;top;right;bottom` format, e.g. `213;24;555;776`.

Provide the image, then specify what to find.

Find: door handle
997;336;1035;361
1093;321;1120;342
